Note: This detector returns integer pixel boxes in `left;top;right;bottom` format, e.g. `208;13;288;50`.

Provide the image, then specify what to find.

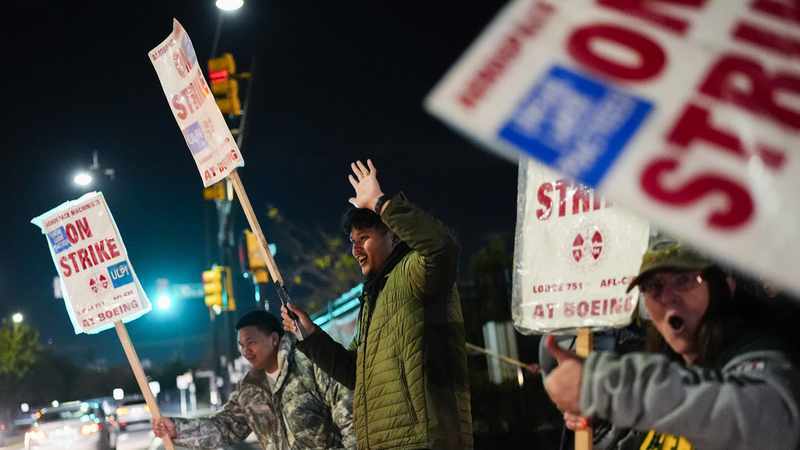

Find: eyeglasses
639;271;703;300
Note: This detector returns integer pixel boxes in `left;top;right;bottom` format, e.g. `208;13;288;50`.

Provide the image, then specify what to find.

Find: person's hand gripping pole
228;170;306;339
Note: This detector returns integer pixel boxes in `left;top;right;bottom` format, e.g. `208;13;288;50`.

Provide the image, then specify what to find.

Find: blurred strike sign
425;0;800;297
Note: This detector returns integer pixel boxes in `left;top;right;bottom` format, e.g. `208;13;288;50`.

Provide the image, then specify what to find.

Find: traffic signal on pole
203;180;228;201
244;230;271;284
202;267;223;308
224;266;236;312
208;53;241;116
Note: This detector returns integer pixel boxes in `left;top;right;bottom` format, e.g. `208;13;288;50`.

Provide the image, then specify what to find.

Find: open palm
348;159;384;210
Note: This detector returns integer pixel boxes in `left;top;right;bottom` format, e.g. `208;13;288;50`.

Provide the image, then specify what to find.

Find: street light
73;150;115;189
156;294;172;311
215;0;244;11
11;312;23;324
73;172;93;187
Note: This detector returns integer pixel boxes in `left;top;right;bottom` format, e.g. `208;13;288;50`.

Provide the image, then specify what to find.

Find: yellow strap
640;431;694;450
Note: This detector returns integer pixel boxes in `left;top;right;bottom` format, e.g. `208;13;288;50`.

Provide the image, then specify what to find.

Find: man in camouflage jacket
153;310;355;450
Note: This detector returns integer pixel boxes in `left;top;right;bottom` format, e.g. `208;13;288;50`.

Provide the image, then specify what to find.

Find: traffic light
202;180;228;201
208;53;241;116
202;267;223;309
243;230;278;285
244;230;269;284
224;265;236;312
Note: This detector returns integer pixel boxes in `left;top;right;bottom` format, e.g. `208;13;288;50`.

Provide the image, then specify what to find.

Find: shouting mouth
667;314;685;332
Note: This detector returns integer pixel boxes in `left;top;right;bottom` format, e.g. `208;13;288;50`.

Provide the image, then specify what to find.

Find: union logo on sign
569;227;604;266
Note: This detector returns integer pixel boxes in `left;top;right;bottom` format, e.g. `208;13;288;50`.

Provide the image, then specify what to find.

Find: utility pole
202;49;255;398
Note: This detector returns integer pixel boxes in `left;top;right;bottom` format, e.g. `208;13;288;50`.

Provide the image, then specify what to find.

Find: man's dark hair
235;310;284;337
341;207;389;235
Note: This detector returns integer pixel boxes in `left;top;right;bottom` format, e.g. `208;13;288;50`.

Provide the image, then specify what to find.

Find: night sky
1;1;518;365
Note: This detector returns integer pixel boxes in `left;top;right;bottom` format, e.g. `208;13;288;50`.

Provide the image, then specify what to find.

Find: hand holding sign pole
31;192;174;450
228;170;306;338
149;19;304;338
114;321;174;450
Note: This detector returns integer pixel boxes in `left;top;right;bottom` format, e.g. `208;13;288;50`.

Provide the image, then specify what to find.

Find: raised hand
347;159;384;210
281;303;316;339
543;335;585;415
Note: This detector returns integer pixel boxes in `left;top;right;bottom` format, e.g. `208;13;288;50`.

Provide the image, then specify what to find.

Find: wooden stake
114;321;175;450
575;328;593;450
228;170;283;285
227;169;305;338
465;342;530;370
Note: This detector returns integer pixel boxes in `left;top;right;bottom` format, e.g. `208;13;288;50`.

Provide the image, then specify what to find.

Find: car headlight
26;430;47;442
81;423;102;435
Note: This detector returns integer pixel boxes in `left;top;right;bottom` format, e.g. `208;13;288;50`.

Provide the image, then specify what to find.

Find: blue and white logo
108;261;134;288
183;122;208;155
498;65;653;186
48;227;71;254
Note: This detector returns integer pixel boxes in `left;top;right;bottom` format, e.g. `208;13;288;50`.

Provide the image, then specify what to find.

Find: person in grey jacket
543;240;800;450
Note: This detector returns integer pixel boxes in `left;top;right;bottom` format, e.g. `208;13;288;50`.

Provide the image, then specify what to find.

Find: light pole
210;0;245;61
11;312;23;324
72;150;115;189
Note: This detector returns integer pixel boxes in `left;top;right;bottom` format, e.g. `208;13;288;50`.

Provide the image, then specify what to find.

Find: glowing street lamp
11;312;23;324
149;381;161;397
156;294;172;311
215;0;244;11
73;172;93;187
72;150;115;189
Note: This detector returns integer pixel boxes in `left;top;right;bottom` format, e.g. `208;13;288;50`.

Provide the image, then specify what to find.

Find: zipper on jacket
398;358;419;424
360;296;370;448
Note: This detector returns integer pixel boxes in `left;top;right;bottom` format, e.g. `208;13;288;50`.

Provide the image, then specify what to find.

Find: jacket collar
362;242;410;303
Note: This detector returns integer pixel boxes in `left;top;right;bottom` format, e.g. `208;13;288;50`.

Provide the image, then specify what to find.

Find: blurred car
0;419;9;446
24;401;116;450
113;398;151;432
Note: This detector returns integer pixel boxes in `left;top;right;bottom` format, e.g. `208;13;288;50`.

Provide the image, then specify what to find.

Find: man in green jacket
282;159;473;450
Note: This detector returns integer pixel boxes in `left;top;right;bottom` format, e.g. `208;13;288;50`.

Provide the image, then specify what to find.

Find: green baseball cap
626;240;714;293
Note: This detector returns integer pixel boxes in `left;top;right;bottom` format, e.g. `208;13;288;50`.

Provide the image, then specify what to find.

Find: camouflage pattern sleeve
172;387;252;448
296;327;357;389
315;364;356;449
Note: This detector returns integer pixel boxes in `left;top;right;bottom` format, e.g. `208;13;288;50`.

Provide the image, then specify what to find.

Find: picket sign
31;193;173;450
149;20;304;337
425;0;800;299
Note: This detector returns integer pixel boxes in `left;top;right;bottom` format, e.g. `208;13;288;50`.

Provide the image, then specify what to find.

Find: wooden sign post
227;170;305;337
115;321;174;450
575;328;593;450
465;342;530;370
